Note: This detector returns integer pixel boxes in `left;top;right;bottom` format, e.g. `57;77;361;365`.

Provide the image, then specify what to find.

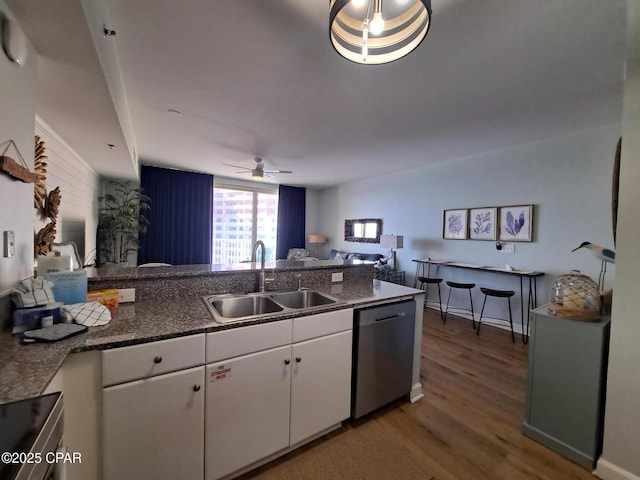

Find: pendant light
329;0;432;65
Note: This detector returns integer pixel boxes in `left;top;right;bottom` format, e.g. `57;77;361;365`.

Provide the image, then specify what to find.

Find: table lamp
380;234;404;268
308;234;327;258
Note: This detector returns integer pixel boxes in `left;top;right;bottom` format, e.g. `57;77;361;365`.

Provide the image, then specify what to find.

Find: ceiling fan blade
264;169;293;174
224;163;251;171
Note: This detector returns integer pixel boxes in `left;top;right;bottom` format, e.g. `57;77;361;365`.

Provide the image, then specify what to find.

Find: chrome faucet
251;240;274;292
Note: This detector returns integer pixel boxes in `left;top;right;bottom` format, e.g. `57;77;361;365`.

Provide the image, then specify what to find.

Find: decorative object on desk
469;207;497;240
97;180;151;266
443;209;468;240
34;135;48;208
571;241;615;290
548;270;600;322
0;139;38;183
380;234;403;268
307;234;326;258
499;205;533;242
344;218;382;243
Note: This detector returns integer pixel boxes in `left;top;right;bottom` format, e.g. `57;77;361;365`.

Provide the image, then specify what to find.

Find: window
213;184;278;264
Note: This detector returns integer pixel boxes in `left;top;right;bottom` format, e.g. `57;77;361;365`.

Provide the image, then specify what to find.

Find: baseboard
409;382;424;403
594;458;640;480
425;304;525;335
521;422;595;470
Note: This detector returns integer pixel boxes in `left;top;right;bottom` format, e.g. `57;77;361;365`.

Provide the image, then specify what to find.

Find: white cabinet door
103;366;205;480
290;330;353;446
205;345;291;480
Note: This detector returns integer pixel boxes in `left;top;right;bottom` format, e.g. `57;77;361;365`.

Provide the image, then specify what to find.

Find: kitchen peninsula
0;261;424;480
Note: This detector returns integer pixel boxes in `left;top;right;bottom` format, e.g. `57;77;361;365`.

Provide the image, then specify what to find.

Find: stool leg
424;281;430;309
444;287;453;324
508;297;515;343
477;295;487;336
436;283;444;322
469;289;476;330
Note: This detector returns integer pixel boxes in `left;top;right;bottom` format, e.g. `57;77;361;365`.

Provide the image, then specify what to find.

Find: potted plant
97;181;151;266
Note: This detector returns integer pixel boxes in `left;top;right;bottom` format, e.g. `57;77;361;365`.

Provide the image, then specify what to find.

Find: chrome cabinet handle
193;384;201;392
295;356;302;363
153;356;163;364
284;359;291;365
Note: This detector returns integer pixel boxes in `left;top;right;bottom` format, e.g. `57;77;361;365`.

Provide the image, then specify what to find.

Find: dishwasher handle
359;311;410;327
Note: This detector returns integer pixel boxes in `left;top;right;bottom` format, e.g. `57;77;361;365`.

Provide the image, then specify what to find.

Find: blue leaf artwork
505;211;526;237
472;212;492;235
447;214;464;235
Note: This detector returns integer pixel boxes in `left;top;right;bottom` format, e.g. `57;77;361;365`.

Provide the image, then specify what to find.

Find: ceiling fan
224;157;292;179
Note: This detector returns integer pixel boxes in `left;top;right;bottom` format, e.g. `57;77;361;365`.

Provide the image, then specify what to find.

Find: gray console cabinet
522;306;610;469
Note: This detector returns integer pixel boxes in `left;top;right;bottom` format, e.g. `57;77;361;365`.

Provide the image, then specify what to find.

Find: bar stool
478;287;516;343
418;276;444;321
444;281;476;328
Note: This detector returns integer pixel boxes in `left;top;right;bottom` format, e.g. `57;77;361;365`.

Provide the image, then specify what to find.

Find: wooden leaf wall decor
35;221;57;256
34;135;48;208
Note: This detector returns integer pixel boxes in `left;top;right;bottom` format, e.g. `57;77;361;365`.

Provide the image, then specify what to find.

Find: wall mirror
344;218;382;243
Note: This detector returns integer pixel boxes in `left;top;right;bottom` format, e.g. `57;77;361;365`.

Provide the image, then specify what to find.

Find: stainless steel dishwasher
351;300;416;419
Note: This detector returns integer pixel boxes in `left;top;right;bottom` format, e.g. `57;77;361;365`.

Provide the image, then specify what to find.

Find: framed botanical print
443;209;468;240
469;207;497;240
499;205;533;242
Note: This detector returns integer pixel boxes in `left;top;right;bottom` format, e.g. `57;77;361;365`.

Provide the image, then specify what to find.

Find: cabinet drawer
103;334;206;386
206;320;292;363
292;308;353;343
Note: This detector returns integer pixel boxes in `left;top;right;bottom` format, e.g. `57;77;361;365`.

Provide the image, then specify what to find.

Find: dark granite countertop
0;280;422;404
87;260;374;283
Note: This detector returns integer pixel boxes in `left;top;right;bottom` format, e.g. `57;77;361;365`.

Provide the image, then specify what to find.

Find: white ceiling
6;0;628;188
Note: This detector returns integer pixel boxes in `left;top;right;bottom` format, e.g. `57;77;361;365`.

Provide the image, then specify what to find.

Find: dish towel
63;302;112;327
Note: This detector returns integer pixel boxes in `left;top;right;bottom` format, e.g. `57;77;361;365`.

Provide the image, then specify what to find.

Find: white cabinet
290;330;352;446
205;346;292;479
102;334;206;480
205;309;353;479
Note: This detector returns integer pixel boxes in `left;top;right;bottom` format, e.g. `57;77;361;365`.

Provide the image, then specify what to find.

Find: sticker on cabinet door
210;365;232;382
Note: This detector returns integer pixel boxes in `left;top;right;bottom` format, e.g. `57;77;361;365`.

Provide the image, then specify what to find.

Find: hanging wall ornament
34;135;48;208
0;139;37;183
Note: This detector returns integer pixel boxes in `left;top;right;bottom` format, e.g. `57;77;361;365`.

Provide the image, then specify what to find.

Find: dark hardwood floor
240;308;597;480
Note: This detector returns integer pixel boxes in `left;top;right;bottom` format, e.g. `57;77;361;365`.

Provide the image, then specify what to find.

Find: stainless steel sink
207;294;283;322
269;290;337;309
204;289;343;323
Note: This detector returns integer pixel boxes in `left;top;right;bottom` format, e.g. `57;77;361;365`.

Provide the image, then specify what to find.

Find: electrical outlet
118;288;136;303
331;272;343;283
501;244;515;253
3;230;15;257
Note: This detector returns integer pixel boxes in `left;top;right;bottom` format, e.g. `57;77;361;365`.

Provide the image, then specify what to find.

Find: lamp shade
329;0;432;65
380;234;403;249
308;234;327;244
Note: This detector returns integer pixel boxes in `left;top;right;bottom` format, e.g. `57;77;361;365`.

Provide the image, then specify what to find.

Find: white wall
318;124;620;329
596;2;640;479
0;1;36;298
35;117;100;265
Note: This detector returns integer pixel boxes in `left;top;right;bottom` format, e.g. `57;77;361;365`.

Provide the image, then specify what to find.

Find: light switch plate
3;230;15;257
501;244;515;253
